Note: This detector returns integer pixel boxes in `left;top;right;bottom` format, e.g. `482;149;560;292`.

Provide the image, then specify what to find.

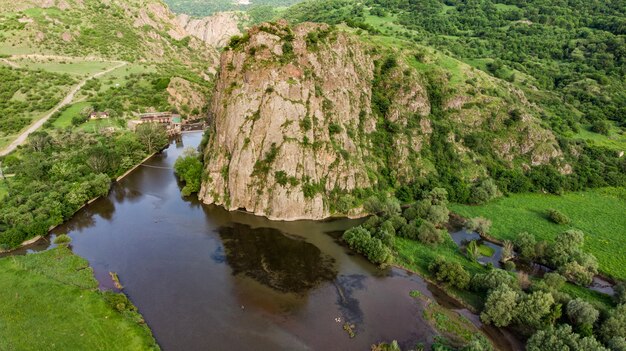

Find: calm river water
12;132;522;351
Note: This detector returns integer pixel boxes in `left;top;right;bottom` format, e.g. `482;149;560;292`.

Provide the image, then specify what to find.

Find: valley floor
450;187;626;281
0;247;159;351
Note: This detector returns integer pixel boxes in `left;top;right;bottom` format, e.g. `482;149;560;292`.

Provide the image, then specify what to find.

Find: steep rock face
201;21;386;220
176;12;243;48
200;21;562;220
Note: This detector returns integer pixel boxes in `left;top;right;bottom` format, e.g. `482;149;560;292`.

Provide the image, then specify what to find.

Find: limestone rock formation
199;21;562;220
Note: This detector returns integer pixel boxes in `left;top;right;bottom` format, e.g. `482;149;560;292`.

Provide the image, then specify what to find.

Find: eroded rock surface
200;21;561;220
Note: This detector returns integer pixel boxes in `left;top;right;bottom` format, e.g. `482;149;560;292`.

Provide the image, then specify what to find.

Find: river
8;132;521;351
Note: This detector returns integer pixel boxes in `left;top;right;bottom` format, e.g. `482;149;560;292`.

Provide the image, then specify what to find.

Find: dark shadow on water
218;223;337;294
334;274;367;326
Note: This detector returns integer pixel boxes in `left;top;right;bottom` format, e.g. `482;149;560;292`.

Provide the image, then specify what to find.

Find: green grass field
12;59;117;77
573;125;626;151
451;187;626;281
394;236;486;309
52;101;91;128
0;247;159;351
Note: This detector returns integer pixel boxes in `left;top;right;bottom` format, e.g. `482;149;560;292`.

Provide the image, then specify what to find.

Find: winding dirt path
0;59;127;156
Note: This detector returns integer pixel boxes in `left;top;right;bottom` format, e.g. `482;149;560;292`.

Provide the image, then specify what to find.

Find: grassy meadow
451;188;626;281
0;247;159;351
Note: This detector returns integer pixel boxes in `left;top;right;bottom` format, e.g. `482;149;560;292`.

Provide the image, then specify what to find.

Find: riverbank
0;246;159;350
0;147;164;254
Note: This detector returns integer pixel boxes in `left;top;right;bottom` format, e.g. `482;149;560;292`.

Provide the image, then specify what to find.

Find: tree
549;229;585;267
429;257;470;289
417;221;444;246
174;148;203;196
471;269;518;291
426;204;449;226
600;304;626;344
515;232;537;261
480;284;519;327
515;290;556;329
559;260;595;286
567;298;599;326
527;325;608;351
135;123;168;153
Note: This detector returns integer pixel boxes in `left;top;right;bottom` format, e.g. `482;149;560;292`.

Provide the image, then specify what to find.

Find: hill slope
199;21;563;220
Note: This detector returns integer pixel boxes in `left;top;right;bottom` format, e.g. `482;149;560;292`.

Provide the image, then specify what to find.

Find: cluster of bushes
513;230;598;286
173;148;203;196
0;127;166;250
476;266;626;350
342;188;452;264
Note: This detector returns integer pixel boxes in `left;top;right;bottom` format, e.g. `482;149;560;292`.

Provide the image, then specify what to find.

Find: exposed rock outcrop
200;21;561;220
177;12;243;48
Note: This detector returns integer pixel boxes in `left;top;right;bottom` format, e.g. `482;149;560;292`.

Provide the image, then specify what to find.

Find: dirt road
0;60;127;156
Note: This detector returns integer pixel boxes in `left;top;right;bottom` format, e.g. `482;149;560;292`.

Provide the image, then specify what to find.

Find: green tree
567;298;599;326
417;221;444;246
515;232;537;261
515;291;556;329
527;325;608;351
135;123;168;153
480;284;519;327
174;148;203;196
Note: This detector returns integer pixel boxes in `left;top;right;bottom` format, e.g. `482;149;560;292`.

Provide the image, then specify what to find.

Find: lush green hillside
0;247;159;350
283;0;626;137
164;0;303;17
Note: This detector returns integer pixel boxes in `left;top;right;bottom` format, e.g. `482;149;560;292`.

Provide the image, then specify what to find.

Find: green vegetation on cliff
0;247;159;350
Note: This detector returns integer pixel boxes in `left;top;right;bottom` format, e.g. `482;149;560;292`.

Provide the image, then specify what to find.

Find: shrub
429;257;470;289
470;178;500;204
503;260;516;271
591;120;611;135
567;298;599;326
465;217;492;235
548;209;570;225
53;234;72;245
501;240;514;262
417;221;444;246
466;240;479;261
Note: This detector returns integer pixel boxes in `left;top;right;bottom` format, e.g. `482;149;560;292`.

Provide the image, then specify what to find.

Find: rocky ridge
197;21;562;220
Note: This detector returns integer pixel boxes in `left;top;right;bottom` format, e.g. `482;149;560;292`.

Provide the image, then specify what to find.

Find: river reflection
5;132;522;351
218;224;337;294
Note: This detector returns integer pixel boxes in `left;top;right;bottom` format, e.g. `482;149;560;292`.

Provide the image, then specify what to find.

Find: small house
89;112;110;120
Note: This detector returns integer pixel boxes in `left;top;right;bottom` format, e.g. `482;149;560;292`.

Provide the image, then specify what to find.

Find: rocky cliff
176;12;243;48
199;21;562;220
